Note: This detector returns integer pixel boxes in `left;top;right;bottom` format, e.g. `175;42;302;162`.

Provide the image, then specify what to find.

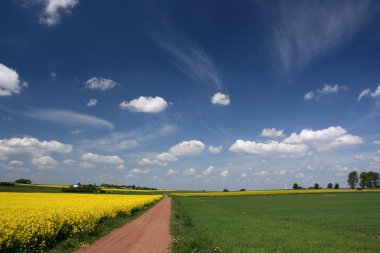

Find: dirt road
76;197;172;253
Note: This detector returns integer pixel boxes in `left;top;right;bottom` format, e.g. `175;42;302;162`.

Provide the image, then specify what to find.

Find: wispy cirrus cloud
272;0;375;72
25;109;114;130
153;34;223;90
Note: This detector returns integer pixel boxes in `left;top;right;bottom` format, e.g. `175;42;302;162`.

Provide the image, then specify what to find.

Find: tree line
347;171;379;189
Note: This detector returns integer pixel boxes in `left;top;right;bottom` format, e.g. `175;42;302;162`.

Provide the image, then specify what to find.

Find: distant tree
359;172;369;188
373;172;379;188
334;183;339;189
314;183;320;189
292;183;299;190
327;183;333;189
223;188;229;192
347;171;359;189
14;178;31;184
240;188;246;191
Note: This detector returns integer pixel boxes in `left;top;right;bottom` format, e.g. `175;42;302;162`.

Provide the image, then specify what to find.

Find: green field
171;193;380;253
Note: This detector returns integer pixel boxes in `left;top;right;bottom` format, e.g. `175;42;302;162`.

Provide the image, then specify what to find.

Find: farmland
0;192;162;252
171;193;380;253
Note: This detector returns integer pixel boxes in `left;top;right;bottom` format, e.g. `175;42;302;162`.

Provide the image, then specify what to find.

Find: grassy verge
171;193;380;253
47;202;156;253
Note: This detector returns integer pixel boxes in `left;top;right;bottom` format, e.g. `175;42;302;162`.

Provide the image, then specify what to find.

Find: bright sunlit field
171;193;380;253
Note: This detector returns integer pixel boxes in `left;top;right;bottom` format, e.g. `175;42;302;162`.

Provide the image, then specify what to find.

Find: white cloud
358;85;380;101
295;172;307;179
0;137;72;160
274;169;288;176
273;1;374;72
79;162;95;169
304;91;316;100
372;85;380;97
154;36;222;90
129;168;150;174
81;152;124;165
373;140;380;145
0;63;26;96
155;152;178;162
219;169;229;178
203;166;215;175
85;77;117;91
0;160;29;173
39;0;79;26
120;96;168;113
50;72;57;80
240;173;248;178
167;169;177;175
183;168;196;175
261;128;285;138
304;84;346;100
354;155;365;161
86;98;98;107
169;140;206;156
62;159;75;164
229;139;308;157
208;145;222;154
255;170;269;177
284;126;363;151
139;158;154;165
357;88;371;101
211;92;230;106
26;109;114;130
31;155;58;170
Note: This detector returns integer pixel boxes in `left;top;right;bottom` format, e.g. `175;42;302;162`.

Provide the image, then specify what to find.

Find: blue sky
1;0;380;190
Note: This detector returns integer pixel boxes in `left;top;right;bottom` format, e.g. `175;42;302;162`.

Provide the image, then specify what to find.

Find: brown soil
75;197;172;253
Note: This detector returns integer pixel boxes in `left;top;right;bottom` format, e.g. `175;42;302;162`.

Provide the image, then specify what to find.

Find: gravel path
75;197;172;253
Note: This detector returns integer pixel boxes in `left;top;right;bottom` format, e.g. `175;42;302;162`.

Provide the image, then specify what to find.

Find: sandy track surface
75;197;172;253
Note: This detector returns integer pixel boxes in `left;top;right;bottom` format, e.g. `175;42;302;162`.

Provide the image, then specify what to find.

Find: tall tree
347;171;359;189
314;183;320;189
334;183;339;189
327;183;333;189
359;172;369;188
293;183;299;189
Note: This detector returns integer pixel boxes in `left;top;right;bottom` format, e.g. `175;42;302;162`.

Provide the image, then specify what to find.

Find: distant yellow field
0;193;162;252
172;189;380;197
101;187;172;192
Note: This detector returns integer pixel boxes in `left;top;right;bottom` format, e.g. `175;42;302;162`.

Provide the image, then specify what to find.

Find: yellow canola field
0;193;162;252
172;188;380;197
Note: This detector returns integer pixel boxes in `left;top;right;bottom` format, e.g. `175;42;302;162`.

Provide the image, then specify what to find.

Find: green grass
0;185;61;193
171;193;380;253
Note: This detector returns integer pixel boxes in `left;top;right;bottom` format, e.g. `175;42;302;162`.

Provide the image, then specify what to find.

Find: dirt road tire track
75;197;172;253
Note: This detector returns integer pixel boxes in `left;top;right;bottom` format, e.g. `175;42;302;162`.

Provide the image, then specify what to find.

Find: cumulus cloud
255;170;269;177
304;84;346;100
31;155;58;170
0;137;72;160
39;0;79;26
208;145;222;154
86;98;98;107
219;170;229;178
120;96;168;113
284;126;363;151
167;169;177;175
211;92;230;106
0;160;29;173
0;63;27;96
85;77;117;91
357;85;380;101
240;173;248;178
129;168;150;175
229;140;308;157
79;162;95;169
373;140;380;145
183;168;196;175
81;152;124;165
203;166;215;175
261;128;285;138
169;140;206;156
62;159;75;165
155;152;178;162
26;109;114;130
